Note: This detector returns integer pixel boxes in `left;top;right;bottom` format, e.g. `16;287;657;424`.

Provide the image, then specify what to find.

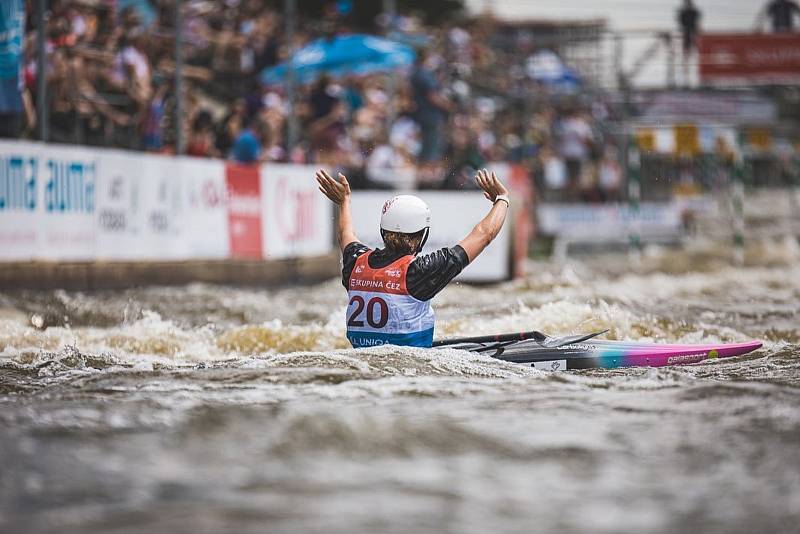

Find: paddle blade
541;330;609;348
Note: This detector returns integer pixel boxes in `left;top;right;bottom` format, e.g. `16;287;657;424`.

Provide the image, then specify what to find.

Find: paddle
433;330;608;348
432;330;547;347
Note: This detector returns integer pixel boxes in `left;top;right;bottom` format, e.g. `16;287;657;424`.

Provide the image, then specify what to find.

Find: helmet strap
416;227;430;255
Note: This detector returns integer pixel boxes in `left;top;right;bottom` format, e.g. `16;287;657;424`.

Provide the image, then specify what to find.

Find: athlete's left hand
316;169;351;205
475;168;508;203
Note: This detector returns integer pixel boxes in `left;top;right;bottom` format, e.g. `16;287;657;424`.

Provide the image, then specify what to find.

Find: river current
1;239;799;533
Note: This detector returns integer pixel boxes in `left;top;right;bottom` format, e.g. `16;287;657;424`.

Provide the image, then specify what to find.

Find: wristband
494;194;510;206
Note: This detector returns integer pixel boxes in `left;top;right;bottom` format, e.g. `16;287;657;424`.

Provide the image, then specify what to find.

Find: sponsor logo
382;198;395;214
666;354;705;365
349;336;388;347
45;159;96;213
0;155;36;211
148;211;169;233
707;349;719;359
385;268;401;278
98;209;126;231
350;279;384;289
275;176;316;241
201;179;224;208
354;265;364;273
228;193;261;216
109;176;124;200
530;359;567;371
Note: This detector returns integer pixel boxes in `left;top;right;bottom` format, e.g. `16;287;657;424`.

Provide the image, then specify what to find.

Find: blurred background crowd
8;0;800;199
13;0;624;198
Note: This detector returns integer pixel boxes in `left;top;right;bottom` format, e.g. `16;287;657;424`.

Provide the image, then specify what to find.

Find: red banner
698;33;800;85
225;164;263;259
507;164;534;279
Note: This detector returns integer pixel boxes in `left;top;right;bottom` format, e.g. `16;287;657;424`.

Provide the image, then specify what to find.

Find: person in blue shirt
232;118;264;163
410;49;452;179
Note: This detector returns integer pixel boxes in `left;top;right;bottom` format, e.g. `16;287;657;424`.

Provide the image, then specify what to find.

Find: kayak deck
438;334;762;371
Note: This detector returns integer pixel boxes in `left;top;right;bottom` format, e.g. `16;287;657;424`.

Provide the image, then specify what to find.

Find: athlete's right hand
475;169;509;203
316;169;351;205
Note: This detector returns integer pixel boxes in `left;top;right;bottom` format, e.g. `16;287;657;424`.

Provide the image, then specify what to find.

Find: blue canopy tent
260;34;416;86
525;50;581;93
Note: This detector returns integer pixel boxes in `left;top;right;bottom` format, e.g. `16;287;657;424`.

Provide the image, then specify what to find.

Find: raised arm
458;169;510;263
316;169;359;252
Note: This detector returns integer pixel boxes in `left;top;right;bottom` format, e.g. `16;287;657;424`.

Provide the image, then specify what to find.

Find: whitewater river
1;240;799;533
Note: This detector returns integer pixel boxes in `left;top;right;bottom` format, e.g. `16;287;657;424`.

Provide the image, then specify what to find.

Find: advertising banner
260;164;332;259
181;157;229;259
37;144;97;260
698;33;800;85
537;203;683;241
136;156;184;260
502;163;533;279
225;163;263;259
0;143;40;259
351;191;511;282
94;149;144;260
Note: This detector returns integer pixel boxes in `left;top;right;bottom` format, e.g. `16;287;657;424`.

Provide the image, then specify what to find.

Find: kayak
433;331;762;371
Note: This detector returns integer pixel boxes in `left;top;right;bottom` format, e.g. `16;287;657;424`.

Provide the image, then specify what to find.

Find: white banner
137;156;184;260
94;149;144;260
180;157;229;259
0;142;98;261
0;144;41;260
261;164;333;259
537;203;683;240
350;191;511;282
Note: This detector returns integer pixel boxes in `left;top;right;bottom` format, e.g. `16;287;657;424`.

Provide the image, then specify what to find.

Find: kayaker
315;168;510;348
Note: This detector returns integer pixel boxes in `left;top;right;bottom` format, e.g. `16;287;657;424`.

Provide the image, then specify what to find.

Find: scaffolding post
627;138;642;263
285;0;298;154
36;0;48;142
174;0;185;154
613;31;624;91
793;154;800;217
665;32;676;89
731;152;745;266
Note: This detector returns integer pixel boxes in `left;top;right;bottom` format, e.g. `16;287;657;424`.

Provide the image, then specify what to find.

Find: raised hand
474;168;509;203
315;169;352;205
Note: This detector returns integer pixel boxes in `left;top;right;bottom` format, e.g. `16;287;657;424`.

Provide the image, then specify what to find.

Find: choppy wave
1;238;799;534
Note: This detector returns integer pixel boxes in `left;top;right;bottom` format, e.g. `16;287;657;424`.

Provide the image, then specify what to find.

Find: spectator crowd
16;0;624;200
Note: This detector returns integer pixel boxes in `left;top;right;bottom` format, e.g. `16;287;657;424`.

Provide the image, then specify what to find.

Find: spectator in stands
186;109;218;158
231;117;264;164
598;145;623;202
215;98;247;157
259;91;288;161
0;0;24;139
538;144;568;202
309;95;349;164
757;0;800;32
141;80;168;152
309;74;339;122
678;0;701;54
578;162;603;203
411;48;451;183
442;125;484;190
365;132;416;189
18;0;629;201
558;109;594;196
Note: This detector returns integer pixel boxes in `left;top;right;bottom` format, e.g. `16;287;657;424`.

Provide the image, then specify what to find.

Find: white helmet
380;195;431;234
